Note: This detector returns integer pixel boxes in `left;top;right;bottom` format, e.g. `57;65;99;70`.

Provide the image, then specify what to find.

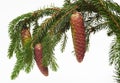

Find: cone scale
34;43;48;76
70;11;86;62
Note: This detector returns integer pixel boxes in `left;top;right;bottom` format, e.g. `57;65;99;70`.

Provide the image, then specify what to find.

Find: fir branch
24;62;34;73
9;23;33;79
87;0;120;34
8;12;32;36
41;28;65;71
8;14;31;58
8;37;17;58
91;21;109;33
41;34;58;71
31;7;61;24
10;7;60;27
49;5;75;34
11;39;34;79
106;1;120;16
32;5;76;44
8;7;61;77
8;7;61;46
32;8;63;43
22;40;34;73
39;6;77;68
75;0;98;12
49;55;59;71
49;33;63;71
84;12;107;50
32;17;55;44
109;36;120;82
11;59;24;80
35;7;61;17
85;29;90;51
60;33;67;53
11;49;24;80
8;0;120;81
9;25;22;59
109;37;119;65
98;0;120;30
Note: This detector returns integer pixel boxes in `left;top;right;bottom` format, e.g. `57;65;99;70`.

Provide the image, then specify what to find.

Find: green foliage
109;36;120;82
8;0;120;82
41;33;62;71
8;7;61;79
61;33;68;53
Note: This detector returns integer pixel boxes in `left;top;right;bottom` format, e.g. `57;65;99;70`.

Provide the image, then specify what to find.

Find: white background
0;0;120;83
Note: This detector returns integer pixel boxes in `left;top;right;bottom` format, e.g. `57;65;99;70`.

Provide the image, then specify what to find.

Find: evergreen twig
7;0;120;82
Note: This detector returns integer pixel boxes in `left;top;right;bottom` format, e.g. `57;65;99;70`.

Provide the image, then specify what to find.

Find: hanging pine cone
70;11;86;62
34;43;48;76
21;27;31;46
21;27;33;63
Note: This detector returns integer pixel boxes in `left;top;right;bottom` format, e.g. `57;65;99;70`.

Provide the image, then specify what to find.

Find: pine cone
21;27;34;65
34;43;48;76
70;11;86;62
21;28;31;46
